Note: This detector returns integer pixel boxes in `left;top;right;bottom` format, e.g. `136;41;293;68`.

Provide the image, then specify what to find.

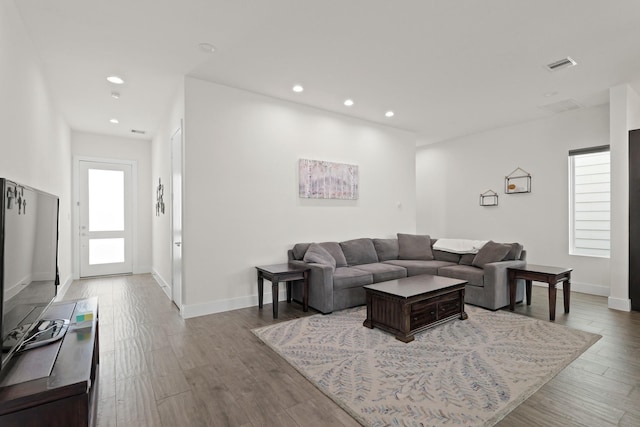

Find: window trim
568;145;610;258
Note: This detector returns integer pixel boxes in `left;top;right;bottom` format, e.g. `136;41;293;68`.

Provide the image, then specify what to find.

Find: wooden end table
507;264;572;321
256;263;310;319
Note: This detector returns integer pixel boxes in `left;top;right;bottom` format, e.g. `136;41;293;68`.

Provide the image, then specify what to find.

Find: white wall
182;77;417;317
71;131;152;274
151;85;184;295
0;1;72;292
417;105;610;295
609;84;640;311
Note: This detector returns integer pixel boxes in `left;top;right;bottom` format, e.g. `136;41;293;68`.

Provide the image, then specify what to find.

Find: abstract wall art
298;159;359;200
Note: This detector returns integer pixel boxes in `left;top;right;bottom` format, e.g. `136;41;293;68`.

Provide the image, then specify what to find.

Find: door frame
73;156;138;279
170;124;184;314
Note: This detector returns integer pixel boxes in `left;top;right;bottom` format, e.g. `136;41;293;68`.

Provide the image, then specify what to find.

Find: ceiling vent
131;129;146;135
545;57;577;71
538;99;582;114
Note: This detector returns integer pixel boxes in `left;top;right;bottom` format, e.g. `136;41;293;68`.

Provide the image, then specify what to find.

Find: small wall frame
480;190;499;206
505;167;531;194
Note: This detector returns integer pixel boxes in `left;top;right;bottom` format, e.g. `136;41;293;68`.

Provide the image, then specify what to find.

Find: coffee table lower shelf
363;276;468;343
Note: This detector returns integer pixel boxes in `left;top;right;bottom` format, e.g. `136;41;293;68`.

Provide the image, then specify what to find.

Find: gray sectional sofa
288;234;526;314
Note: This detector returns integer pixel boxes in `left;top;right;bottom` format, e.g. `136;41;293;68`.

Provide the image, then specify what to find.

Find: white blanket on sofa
432;238;488;254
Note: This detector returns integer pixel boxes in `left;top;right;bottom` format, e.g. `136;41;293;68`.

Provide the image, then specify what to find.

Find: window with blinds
569;146;610;257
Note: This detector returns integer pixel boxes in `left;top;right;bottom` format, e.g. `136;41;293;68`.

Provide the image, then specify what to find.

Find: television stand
0;297;99;427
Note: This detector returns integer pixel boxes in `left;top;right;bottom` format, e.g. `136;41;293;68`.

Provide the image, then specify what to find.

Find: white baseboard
151;269;171;299
531;280;609;296
54;274;74;301
608;296;631;312
181;288;289;319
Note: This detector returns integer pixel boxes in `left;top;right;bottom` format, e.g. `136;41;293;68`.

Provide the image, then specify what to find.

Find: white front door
79;161;133;277
171;126;183;309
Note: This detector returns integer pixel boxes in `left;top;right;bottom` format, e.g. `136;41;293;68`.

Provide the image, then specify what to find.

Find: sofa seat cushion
438;265;484;287
351;263;407;282
340;238;379;266
333;267;374;290
383;260;456;276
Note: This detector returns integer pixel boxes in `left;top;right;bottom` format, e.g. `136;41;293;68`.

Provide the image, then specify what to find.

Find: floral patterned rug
252;305;600;427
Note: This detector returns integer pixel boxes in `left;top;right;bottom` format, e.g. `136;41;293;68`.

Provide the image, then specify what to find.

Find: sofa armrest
482;259;526;309
289;260;335;314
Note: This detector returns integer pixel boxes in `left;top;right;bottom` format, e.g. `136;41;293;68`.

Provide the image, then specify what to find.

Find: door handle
174;242;181;247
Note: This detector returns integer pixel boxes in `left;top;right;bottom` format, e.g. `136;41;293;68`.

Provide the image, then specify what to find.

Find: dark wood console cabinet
0;297;99;427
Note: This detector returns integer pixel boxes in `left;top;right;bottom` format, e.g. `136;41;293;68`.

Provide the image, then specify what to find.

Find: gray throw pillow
472;241;511;268
292;243;311;260
318;242;348;267
340;238;379;266
397;233;434;260
303;243;336;269
503;243;523;261
373;238;399;261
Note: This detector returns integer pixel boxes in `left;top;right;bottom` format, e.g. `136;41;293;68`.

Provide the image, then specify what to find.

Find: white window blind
569;146;610;258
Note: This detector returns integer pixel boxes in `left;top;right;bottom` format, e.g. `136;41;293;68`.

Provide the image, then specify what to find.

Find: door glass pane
89;238;125;265
88;169;124;231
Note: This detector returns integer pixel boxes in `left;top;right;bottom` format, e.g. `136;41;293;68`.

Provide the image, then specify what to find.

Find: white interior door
171;127;183;309
79;161;133;277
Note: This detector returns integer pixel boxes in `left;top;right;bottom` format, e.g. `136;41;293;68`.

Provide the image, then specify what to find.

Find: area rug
252;306;600;426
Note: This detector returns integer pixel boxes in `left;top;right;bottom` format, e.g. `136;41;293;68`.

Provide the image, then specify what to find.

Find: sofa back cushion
472;240;511;268
303;243;336;269
433;250;462;263
373;238;399;261
340;238;379;266
397;233;434;260
459;253;475;265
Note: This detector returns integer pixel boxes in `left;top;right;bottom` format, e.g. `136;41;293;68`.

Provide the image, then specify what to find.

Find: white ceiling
14;0;640;144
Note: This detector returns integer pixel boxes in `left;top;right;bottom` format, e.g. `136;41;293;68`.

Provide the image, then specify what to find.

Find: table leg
363;291;373;329
526;280;532;306
302;271;309;312
272;282;279;319
548;281;557;321
257;272;264;309
563;277;571;314
508;272;517;311
286;282;292;303
459;288;468;320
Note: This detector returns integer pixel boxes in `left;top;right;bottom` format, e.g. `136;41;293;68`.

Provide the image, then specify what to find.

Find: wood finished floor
62;274;640;427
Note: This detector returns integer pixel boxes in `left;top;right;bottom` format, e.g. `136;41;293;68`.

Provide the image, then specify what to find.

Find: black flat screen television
0;178;61;372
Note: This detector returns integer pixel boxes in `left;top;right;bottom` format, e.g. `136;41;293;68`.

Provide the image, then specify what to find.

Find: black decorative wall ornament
155;178;165;216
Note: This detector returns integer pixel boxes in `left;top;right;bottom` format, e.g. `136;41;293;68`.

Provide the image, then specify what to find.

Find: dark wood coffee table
507;264;572;321
256;263;310;319
363;275;468;342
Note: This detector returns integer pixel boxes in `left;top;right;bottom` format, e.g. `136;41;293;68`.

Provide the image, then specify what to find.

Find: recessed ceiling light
111;91;120;99
109;118;119;124
106;75;124;85
292;85;304;93
344;99;354;107
385;111;395;118
198;43;216;53
544;91;558;98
